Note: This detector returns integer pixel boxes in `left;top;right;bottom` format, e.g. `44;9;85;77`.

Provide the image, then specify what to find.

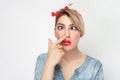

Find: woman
34;4;104;80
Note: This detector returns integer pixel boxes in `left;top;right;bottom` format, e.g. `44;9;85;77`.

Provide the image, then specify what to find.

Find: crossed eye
56;25;78;30
71;26;77;30
57;26;64;30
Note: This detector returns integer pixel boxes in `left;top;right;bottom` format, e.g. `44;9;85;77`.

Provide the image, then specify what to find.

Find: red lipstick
62;40;71;46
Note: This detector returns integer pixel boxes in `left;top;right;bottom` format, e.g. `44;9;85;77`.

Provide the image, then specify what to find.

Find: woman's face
55;15;81;51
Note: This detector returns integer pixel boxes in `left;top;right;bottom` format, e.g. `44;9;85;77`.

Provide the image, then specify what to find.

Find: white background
0;0;120;80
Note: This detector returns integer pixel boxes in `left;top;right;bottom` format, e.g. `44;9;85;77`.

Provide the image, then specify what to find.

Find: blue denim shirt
34;53;104;80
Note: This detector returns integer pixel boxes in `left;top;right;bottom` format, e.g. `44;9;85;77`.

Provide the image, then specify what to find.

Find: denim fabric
34;53;104;80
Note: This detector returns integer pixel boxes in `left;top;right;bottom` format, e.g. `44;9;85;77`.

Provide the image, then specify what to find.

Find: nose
65;29;70;37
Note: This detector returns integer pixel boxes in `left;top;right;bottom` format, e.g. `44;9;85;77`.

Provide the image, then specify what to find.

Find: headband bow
51;3;81;17
51;3;73;17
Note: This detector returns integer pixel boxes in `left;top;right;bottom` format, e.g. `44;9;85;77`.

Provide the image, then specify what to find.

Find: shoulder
37;53;47;60
86;55;103;71
86;56;104;79
34;53;47;80
87;56;102;63
36;53;47;64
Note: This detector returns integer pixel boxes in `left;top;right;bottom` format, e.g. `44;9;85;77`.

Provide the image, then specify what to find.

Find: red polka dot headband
51;3;81;17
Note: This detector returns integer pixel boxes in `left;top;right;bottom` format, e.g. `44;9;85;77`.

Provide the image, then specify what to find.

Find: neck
62;47;81;61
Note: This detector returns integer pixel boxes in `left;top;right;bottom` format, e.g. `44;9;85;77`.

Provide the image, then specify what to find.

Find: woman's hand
46;36;66;67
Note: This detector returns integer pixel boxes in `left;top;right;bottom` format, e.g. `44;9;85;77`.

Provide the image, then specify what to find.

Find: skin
55;15;81;52
41;15;86;80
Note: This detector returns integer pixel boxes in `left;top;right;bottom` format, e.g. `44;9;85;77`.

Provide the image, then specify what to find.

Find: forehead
56;15;74;25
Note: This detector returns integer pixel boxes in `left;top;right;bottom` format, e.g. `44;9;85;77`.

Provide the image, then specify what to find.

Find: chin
63;46;73;52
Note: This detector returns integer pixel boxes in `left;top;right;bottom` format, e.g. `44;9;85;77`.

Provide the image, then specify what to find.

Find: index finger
55;36;66;45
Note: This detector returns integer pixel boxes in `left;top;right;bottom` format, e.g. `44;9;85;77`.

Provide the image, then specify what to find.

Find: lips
62;40;71;46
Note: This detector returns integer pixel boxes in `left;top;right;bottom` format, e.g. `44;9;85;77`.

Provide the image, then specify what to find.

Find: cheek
55;31;64;39
71;33;80;42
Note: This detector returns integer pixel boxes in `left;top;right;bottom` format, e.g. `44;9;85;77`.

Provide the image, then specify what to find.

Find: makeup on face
62;39;71;46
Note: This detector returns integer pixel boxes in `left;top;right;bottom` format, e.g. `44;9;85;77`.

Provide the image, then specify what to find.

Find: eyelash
56;25;78;30
56;26;64;30
71;26;77;30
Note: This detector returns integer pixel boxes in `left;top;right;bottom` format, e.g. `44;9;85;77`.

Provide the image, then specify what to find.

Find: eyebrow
56;23;64;26
70;24;75;26
56;23;75;26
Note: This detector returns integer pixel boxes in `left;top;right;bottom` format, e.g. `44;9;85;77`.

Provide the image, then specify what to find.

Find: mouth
62;40;71;46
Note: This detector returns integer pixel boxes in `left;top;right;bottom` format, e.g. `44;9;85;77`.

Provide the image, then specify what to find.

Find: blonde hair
55;9;85;37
